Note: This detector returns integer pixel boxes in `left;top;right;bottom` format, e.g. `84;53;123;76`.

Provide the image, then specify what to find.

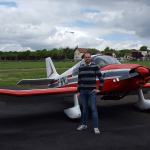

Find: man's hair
84;53;91;58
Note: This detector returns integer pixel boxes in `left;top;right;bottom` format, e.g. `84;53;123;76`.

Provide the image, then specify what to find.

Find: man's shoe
77;125;87;130
94;128;100;134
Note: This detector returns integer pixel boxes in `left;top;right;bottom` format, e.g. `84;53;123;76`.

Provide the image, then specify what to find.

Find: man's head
84;53;91;65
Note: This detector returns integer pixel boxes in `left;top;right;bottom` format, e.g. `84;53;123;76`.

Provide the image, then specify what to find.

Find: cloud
0;0;150;52
0;44;34;52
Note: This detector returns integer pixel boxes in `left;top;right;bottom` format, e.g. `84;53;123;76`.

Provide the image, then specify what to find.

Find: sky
0;0;150;52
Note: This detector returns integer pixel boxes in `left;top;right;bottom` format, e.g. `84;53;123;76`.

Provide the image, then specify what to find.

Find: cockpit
72;55;120;76
91;55;120;68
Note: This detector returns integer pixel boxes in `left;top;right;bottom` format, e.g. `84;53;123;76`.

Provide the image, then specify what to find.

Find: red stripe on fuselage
54;80;58;83
52;75;73;84
67;74;72;78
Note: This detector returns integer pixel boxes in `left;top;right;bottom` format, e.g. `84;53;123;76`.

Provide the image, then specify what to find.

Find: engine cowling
136;67;149;79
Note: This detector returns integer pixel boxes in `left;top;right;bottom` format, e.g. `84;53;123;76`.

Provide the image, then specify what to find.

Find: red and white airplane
0;55;150;118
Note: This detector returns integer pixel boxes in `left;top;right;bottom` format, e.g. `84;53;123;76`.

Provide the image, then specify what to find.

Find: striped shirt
77;63;104;92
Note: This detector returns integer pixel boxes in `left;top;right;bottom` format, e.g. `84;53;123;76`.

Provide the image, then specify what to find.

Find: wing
0;87;77;97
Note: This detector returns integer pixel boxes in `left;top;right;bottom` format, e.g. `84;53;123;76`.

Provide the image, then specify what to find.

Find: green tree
63;47;74;59
119;49;134;57
140;46;148;51
104;46;110;53
100;51;105;54
110;48;115;52
50;48;58;58
64;47;69;58
0;51;3;56
57;48;64;59
22;50;31;56
88;48;98;51
67;50;74;59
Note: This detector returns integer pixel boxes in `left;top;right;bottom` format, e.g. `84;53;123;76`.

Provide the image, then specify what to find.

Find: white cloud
0;0;150;52
0;44;34;52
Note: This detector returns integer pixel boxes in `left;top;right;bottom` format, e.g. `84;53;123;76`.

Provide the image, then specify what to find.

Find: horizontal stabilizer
17;79;54;85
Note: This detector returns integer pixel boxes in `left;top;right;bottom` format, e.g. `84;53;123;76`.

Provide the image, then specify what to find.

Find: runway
0;86;150;150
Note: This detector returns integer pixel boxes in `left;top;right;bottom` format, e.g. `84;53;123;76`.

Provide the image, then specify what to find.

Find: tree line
101;46;149;58
0;46;149;61
0;47;74;61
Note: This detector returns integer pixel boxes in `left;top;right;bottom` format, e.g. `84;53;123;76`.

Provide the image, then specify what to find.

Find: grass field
121;61;150;67
0;69;68;87
0;62;77;71
0;61;150;87
0;61;150;71
0;61;75;86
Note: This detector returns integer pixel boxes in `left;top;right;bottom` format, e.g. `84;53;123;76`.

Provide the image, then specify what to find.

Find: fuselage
48;55;150;94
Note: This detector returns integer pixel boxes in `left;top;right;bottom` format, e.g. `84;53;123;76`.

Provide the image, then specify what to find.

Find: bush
22;56;28;60
1;57;5;60
61;55;65;59
36;56;41;60
29;56;36;60
17;56;22;60
52;55;58;60
6;56;10;60
10;56;16;60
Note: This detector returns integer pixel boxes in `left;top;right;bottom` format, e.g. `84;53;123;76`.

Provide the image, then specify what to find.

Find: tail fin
45;57;59;79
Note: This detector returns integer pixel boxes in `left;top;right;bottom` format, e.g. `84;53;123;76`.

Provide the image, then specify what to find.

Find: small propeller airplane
0;55;150;119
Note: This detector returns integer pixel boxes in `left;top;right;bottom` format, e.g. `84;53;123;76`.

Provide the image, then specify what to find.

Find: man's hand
92;89;100;94
77;92;80;99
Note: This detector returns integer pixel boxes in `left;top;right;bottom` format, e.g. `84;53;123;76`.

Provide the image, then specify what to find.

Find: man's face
84;54;91;64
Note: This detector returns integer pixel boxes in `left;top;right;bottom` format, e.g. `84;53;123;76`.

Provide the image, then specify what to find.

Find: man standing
77;53;104;134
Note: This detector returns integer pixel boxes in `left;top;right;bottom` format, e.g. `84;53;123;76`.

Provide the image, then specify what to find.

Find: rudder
45;57;59;79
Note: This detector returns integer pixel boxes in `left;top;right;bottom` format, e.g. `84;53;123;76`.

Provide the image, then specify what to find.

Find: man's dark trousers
80;90;98;128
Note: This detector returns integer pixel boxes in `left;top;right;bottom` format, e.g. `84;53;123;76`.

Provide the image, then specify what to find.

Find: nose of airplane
136;67;149;79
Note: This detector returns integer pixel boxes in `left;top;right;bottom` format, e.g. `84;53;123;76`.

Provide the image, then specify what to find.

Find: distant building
124;53;133;60
105;52;116;58
81;50;102;59
74;46;88;62
74;46;102;62
132;50;144;60
141;51;148;57
145;51;150;60
133;50;147;56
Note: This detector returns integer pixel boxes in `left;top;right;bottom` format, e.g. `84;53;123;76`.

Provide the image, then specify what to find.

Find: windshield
72;55;120;76
91;55;120;68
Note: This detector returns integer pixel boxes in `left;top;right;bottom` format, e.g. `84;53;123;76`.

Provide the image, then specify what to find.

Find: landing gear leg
134;89;150;109
64;93;81;118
